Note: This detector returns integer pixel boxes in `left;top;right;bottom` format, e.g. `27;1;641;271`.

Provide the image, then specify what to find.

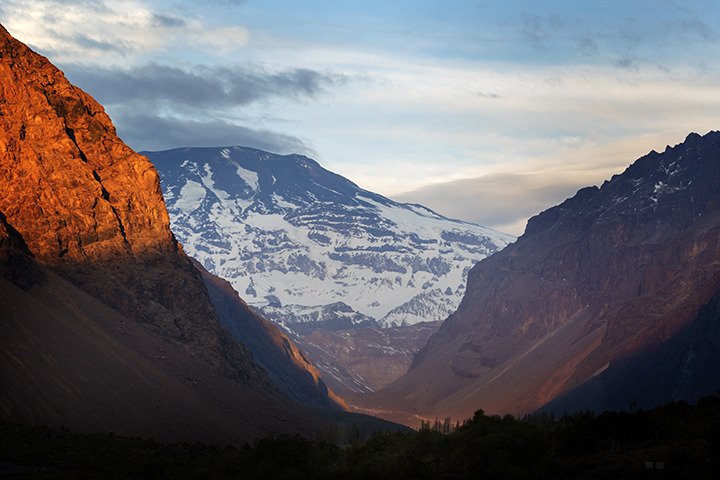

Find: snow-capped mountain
146;146;515;335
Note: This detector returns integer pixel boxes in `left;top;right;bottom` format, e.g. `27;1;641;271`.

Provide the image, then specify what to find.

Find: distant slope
297;322;442;394
348;131;720;426
0;23;324;444
145;146;514;334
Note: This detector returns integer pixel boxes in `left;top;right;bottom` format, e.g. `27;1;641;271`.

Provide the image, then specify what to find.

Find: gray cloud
63;63;345;110
393;171;604;237
151;13;187;29
71;34;125;52
56;60;344;154
576;35;599;56
676;18;716;41
613;55;639;70
57;62;345;153
114;112;313;155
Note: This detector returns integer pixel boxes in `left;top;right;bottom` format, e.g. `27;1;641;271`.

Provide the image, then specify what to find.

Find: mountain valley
2;17;719;464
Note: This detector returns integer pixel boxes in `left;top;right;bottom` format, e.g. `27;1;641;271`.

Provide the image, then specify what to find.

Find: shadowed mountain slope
348;131;720;426
191;258;349;411
0;24;324;444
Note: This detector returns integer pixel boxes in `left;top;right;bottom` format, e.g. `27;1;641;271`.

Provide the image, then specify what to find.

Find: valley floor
2;395;718;479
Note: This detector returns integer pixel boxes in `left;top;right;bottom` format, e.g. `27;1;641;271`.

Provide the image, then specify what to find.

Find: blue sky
2;0;719;235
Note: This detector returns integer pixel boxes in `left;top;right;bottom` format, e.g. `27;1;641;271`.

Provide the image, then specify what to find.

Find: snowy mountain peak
147;146;515;335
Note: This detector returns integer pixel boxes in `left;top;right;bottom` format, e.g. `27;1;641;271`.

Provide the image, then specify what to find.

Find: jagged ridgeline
145;146;515;336
349;131;720;427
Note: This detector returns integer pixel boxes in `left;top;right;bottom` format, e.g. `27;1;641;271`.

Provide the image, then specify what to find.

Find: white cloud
0;0;248;63
192;25;248;53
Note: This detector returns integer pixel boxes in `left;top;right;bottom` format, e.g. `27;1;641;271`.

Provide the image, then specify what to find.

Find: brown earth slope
0;24;324;444
348;131;720;427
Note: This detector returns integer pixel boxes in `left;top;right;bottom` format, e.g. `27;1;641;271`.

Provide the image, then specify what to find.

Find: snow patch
236;164;259;191
174;180;206;213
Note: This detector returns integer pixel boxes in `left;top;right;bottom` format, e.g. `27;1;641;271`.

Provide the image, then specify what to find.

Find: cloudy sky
2;0;719;235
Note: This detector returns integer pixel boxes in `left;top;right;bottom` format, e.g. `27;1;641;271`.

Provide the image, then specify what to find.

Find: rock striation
349;131;720;426
0;24;325;443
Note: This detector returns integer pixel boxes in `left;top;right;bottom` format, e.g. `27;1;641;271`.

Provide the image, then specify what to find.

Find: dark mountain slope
0;24;324;443
191;258;349;410
348;131;720;426
0;264;321;444
542;206;720;414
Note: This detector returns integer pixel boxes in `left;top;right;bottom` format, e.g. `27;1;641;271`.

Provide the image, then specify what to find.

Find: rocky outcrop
192;258;349;410
349;131;720;426
0;24;324;442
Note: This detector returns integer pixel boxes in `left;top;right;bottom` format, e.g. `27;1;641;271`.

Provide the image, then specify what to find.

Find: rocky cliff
0;24;324;443
348;131;720;426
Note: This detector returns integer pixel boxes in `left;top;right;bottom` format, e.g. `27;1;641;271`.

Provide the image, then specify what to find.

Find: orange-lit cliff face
0;24;332;443
0;25;172;265
0;23;263;382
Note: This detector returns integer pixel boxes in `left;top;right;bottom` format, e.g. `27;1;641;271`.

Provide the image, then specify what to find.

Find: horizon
1;0;719;235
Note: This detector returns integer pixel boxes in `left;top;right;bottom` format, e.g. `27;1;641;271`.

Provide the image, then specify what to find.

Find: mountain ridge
191;257;349;410
145;145;514;336
347;130;720;426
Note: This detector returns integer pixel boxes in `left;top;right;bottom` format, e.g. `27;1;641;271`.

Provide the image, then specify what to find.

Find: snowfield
147;146;515;335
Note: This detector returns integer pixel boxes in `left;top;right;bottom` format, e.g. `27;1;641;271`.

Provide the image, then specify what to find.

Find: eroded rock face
0;23;269;387
350;131;720;425
0;28;170;264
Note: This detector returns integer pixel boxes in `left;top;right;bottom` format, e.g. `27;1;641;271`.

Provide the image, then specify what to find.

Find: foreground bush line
1;395;719;479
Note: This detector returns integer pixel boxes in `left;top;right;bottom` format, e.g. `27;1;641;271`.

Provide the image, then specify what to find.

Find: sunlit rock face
349;131;720;426
0;23;268;382
0;28;171;265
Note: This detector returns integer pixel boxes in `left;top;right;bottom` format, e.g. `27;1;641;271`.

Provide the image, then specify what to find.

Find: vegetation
1;395;719;479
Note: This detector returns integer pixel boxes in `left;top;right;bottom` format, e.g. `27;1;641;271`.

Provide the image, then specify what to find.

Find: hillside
348;131;720;426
